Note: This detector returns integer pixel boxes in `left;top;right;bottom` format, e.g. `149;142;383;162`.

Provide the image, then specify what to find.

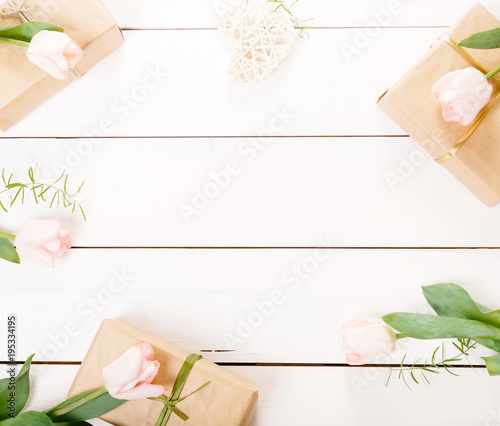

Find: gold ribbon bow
434;35;500;164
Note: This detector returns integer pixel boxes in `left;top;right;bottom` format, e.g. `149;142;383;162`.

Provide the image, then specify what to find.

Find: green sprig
266;0;313;38
385;338;477;389
0;167;86;220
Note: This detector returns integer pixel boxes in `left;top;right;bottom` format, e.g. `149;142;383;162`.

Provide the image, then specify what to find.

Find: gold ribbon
1;0;81;79
435;90;500;163
434;35;500;164
378;35;500;164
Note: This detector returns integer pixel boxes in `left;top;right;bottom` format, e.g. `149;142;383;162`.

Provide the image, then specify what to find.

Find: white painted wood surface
1;138;500;248
1;249;500;364
2;0;500;425
105;0;500;29
19;364;500;426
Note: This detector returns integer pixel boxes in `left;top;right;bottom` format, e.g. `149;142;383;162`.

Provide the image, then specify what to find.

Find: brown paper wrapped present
0;0;124;131
68;319;259;426
378;3;500;206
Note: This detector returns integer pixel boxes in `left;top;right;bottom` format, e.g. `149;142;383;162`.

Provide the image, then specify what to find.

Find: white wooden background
3;1;500;425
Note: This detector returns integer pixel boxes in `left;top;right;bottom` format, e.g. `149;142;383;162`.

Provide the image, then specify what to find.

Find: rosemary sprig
266;0;313;38
0;167;86;220
385;338;477;389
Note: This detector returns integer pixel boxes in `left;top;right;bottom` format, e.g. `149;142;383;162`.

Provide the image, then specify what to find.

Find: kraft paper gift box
0;0;124;131
378;3;500;206
68;319;259;426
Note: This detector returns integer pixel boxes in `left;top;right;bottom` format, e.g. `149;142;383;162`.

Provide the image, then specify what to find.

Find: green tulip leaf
459;27;500;49
54;422;92;425
0;354;35;420
421;283;500;352
0;411;54;425
0;238;20;264
0;22;63;44
382;313;500;340
483;355;500;376
46;389;125;423
422;283;500;325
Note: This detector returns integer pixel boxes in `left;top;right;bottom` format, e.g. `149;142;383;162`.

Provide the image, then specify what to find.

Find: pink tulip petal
135;361;161;386
65;41;84;67
342;318;397;365
342;318;371;330
120;360;160;392
346;353;364;365
432;67;492;127
15;244;54;268
53;238;71;257
114;384;166;401
44;239;62;253
26;53;68;79
15;219;61;245
137;343;155;362
58;231;72;253
103;344;164;401
26;31;83;80
28;31;73;55
431;72;453;99
103;346;145;397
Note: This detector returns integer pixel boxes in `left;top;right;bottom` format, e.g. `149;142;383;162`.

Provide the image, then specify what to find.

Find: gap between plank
0;361;486;369
0;135;410;140
119;26;449;31
69;247;500;250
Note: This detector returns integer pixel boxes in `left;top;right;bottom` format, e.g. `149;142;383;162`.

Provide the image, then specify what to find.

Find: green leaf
0;354;35;420
422;283;500;352
45;390;126;423
0;238;20;264
0;22;63;44
0;411;54;425
54;422;92;426
382;313;500;340
422;284;500;325
459;27;500;49
483;355;500;376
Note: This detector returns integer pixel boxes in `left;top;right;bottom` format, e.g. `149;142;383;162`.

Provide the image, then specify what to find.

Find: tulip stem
45;387;107;418
486;63;500;80
0;37;29;48
0;232;15;240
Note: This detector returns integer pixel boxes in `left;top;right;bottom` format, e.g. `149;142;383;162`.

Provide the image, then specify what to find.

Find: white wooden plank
1;138;500;247
103;0;500;29
17;364;500;425
2;249;500;363
0;28;444;137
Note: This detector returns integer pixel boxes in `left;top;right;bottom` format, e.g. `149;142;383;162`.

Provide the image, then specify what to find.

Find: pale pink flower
103;343;166;400
14;219;71;268
26;30;83;80
431;67;492;126
342;318;397;365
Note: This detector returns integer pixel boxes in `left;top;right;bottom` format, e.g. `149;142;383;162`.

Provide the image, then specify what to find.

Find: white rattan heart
218;6;297;85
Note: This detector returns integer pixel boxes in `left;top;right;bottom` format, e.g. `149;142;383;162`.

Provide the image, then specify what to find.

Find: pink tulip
103;343;166;400
14;219;71;268
342;318;397;365
431;67;492;126
26;30;83;80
